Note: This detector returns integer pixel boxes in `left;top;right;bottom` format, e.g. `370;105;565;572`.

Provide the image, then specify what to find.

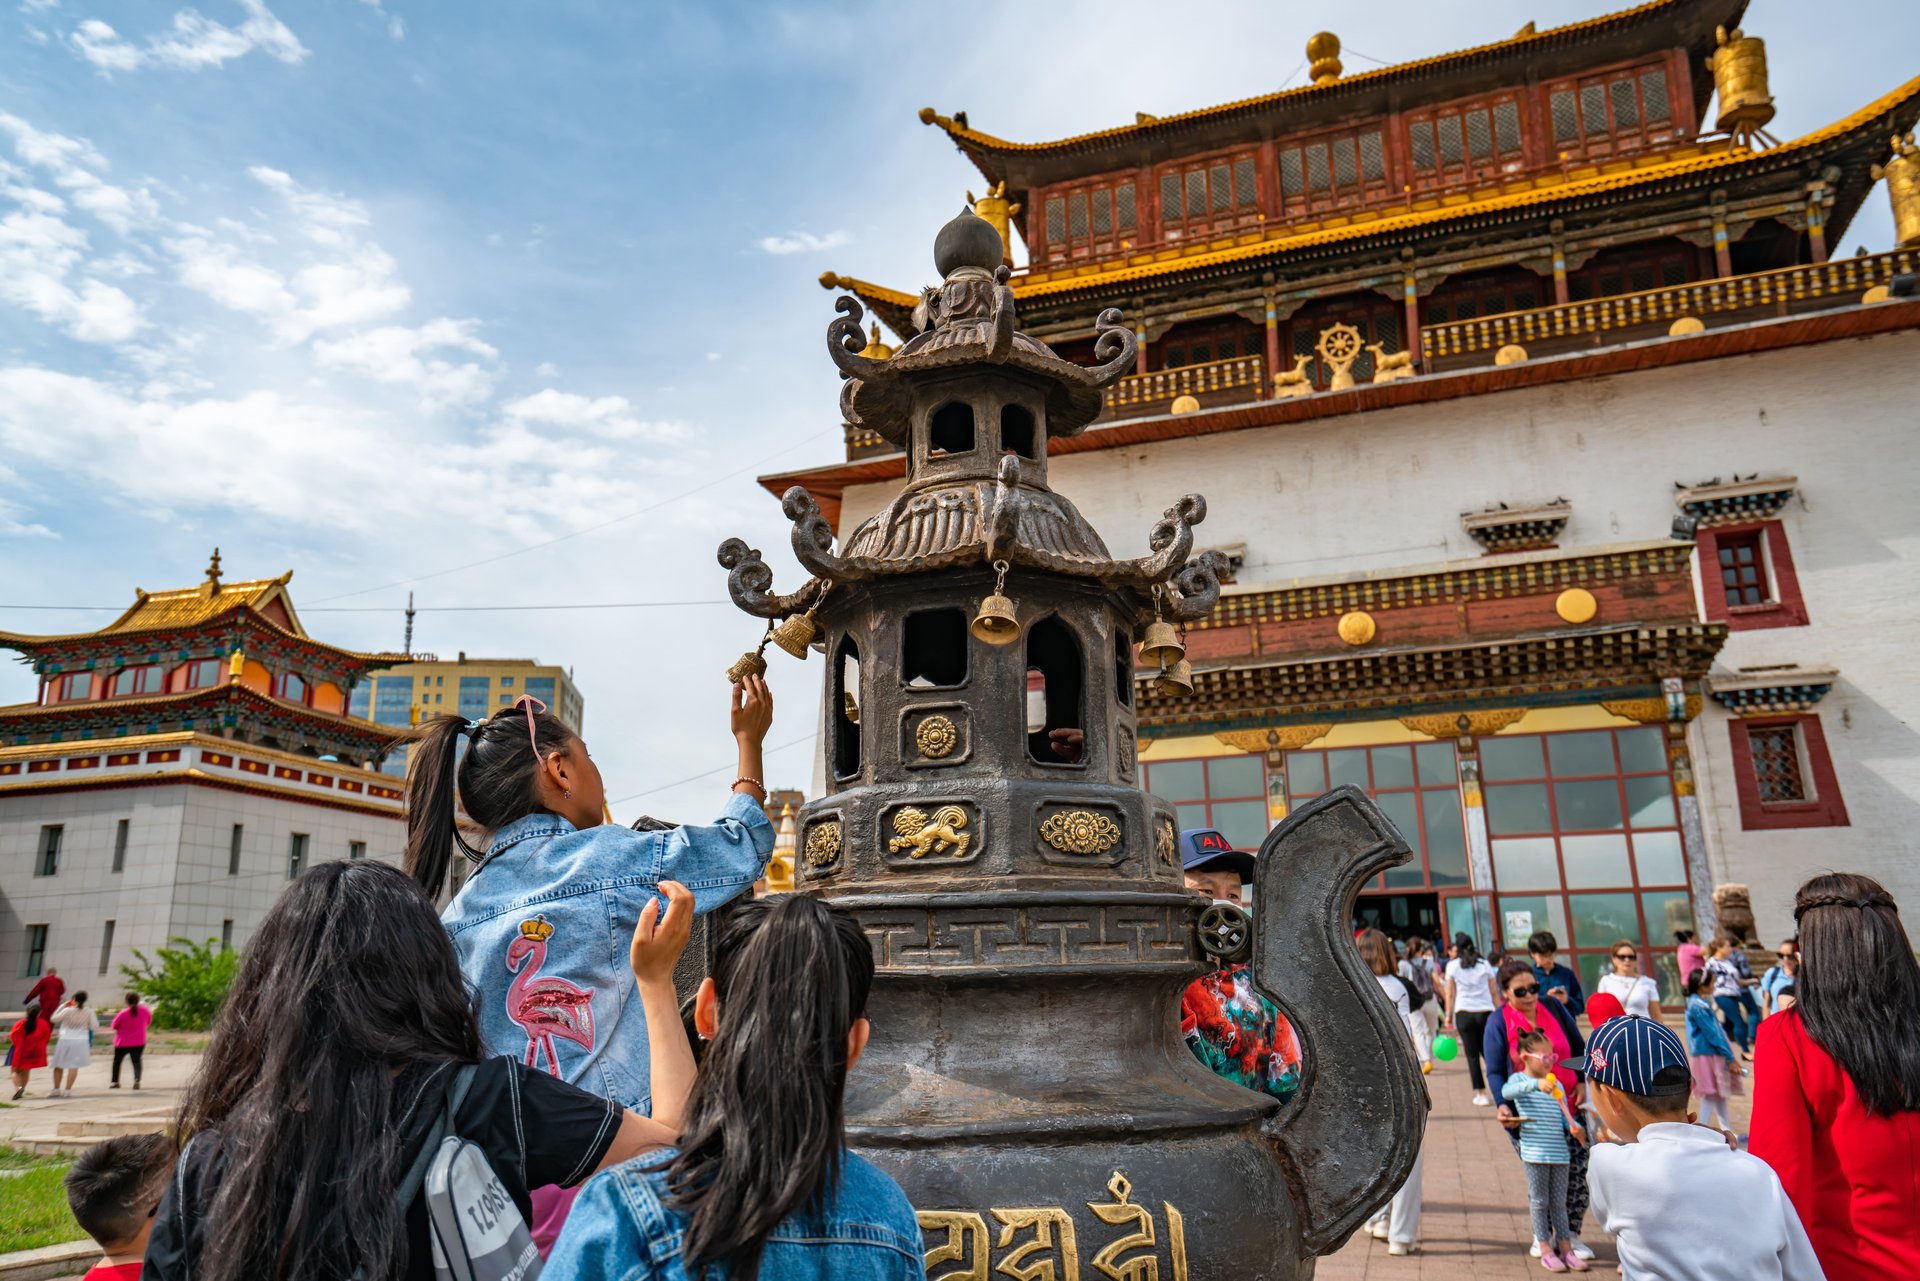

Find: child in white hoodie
1576;1016;1823;1281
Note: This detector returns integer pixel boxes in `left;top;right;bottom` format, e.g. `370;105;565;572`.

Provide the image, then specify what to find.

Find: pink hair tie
512;695;549;759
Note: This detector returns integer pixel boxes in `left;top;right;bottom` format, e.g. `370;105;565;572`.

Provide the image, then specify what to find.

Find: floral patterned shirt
1180;963;1302;1102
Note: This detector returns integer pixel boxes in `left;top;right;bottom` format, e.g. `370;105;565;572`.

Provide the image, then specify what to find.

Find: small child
64;1133;175;1280
1581;1016;1822;1280
1683;967;1743;1132
1501;1029;1589;1273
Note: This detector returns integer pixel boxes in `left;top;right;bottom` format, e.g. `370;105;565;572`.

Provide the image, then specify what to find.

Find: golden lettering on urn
993;1207;1082;1281
921;1210;991;1281
1040;810;1123;855
916;1173;1190;1281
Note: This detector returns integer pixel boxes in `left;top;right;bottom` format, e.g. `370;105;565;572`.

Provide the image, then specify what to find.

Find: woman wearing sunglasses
1594;940;1665;1020
404;679;777;1251
1485;957;1597;1265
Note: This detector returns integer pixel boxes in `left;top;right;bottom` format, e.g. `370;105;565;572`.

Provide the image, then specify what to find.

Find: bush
122;937;240;1031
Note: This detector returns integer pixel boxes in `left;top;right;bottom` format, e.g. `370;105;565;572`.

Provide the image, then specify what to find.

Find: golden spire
200;548;222;599
1307;32;1342;84
858;323;895;361
969;180;1020;267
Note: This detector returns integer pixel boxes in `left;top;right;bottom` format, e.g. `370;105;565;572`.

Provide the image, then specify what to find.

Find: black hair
1527;931;1558;956
1674;929;1695;945
173;860;485;1281
405;702;580;898
1452;932;1480;967
1496;957;1537;996
1516;1028;1551;1054
1687;967;1713;995
1793;872;1920;1115
21;1003;40;1035
1775;983;1797;1002
71;990;88;1007
1603;1069;1694;1116
66;1133;174;1249
665;895;875;1281
124;991;139;1007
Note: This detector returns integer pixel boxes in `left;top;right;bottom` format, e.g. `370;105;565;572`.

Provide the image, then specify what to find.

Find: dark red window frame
1697;520;1808;631
1728;714;1849;830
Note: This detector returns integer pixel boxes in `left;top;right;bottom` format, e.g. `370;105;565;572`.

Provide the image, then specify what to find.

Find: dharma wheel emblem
889;805;971;859
803;821;842;868
1040;810;1123;855
1315;321;1364;391
915;714;959;759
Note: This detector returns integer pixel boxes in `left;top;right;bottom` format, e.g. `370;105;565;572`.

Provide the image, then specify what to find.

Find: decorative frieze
1674;475;1797;528
1462;501;1571;553
1707;666;1837;715
1398;708;1528;739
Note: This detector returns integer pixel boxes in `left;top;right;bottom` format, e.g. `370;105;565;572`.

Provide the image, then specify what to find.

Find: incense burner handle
1252;785;1429;1258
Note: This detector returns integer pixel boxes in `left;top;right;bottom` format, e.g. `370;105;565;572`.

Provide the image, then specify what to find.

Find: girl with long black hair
545;894;922;1280
142;860;692;1281
407;681;774;1118
1443;932;1499;1105
1750;872;1920;1281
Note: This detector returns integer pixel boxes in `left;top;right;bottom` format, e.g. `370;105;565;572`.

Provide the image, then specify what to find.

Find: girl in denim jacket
406;678;777;1117
546;894;922;1281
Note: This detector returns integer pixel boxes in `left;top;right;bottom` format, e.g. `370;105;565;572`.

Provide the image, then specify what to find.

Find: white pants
1365;1117;1426;1245
1407;1005;1436;1065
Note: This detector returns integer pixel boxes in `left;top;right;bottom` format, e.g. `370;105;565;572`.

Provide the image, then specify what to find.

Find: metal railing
1422;249;1918;368
1103;354;1267;417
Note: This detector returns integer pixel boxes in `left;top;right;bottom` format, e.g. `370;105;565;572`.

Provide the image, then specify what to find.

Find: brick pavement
1319;1034;1755;1280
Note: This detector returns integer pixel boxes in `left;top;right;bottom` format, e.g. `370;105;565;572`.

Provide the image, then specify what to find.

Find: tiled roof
0;682;402;743
924;0;1736;162
828;76;1920;319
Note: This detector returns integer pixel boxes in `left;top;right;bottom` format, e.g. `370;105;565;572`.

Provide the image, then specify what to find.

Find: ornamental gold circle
1337;610;1376;646
1494;343;1529;365
915;714;958;759
802;821;842;868
1556;587;1599;624
1039;809;1122;855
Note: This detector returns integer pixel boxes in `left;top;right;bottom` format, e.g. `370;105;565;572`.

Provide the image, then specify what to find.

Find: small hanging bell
971;558;1022;645
1153;657;1194;696
1139;619;1184;667
769;610;818;659
725;648;768;684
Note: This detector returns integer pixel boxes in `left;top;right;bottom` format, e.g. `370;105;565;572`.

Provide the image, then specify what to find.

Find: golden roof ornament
1872;132;1920;250
1307;32;1342;84
858;323;895;361
969;181;1020;268
1707;26;1779;151
200;547;223;598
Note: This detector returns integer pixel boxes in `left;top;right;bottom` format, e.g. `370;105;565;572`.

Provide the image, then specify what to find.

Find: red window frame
1142;754;1272;852
1728;714;1850;830
1543;58;1682;162
109;665;163;698
1696;520;1808;630
181;658;222;690
1154;147;1262;244
54;672;94;702
1403;92;1530;195
276;671;310;705
1039;173;1140;266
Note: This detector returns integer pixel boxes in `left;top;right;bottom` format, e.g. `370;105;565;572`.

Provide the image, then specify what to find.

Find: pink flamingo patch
505;914;595;1076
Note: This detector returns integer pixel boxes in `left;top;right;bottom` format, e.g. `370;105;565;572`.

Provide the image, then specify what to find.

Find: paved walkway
1321;1036;1755;1279
3;1049;197;1148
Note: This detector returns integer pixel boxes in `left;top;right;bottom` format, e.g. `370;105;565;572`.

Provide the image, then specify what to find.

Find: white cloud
0;112;160;235
534;360;559;377
503;388;688;442
755;228;850;255
0;209;144;342
20;0;62;13
356;0;403;39
312;319;499;408
69;0;306;73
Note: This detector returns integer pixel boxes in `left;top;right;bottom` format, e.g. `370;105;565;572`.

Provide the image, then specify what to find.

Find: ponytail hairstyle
1792;872;1920;1114
666;895;875;1281
405;701;579;898
1452;932;1480;968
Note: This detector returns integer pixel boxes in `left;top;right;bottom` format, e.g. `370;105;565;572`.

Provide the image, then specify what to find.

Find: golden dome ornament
971;559;1021;645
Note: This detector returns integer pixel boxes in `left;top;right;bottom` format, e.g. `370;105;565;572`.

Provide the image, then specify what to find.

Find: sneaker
110;1082;120;1089
1472;1093;1492;1106
1568;1239;1596;1261
1421;1061;1433;1075
132;1081;141;1090
1541;1250;1569;1272
1564;1251;1590;1272
1368;1220;1390;1240
1388;1242;1417;1256
1530;1242;1544;1258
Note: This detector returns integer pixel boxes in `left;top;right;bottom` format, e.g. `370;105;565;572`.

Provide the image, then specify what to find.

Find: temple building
0;555;408;984
785;0;1920;995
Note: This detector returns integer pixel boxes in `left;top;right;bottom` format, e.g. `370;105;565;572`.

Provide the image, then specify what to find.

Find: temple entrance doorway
1355;891;1442;944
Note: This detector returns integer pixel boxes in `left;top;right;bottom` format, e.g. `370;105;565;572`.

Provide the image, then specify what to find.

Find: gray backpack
402;1063;544;1281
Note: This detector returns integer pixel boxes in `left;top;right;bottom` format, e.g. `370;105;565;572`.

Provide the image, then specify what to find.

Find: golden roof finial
1307;32;1342;84
200;547;223;599
859;323;896;361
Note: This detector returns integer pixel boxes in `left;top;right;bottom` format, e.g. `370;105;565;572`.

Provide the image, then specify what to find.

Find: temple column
1133;323;1148;375
1806;183;1830;264
1711;202;1734;278
1401;270;1421;365
1214;725;1333;826
1264;297;1281;393
1551;235;1571;305
1398;709;1529;912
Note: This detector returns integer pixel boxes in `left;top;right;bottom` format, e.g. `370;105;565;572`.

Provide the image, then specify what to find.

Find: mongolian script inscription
919;1172;1189;1281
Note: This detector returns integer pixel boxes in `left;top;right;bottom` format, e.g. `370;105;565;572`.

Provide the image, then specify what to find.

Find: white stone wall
836;327;1920;942
1;783;402;992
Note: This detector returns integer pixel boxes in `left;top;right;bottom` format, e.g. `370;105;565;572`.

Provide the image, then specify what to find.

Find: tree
121;937;240;1031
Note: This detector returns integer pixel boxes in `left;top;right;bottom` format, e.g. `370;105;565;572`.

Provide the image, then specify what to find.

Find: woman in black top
144;860;680;1281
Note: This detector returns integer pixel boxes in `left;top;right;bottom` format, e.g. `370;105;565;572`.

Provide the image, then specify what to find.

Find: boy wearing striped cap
1576;1015;1823;1280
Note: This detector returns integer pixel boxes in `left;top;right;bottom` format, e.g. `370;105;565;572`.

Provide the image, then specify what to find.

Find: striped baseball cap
1562;1014;1691;1096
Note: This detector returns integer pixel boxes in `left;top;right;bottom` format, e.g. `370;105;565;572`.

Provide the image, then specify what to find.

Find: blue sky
0;0;1910;822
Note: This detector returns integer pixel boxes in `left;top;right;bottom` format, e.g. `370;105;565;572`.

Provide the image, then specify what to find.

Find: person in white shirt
1578;1015;1823;1281
1593;939;1665;1020
1358;929;1423;1256
1443;933;1499;1105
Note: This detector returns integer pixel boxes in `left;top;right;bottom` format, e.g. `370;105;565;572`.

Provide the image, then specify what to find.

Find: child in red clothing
64;1134;175;1280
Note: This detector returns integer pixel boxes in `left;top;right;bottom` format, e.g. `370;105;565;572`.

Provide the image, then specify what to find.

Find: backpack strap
393;1063;480;1210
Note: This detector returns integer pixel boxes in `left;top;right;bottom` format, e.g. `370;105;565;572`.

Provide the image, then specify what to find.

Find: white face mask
1214;898;1251;919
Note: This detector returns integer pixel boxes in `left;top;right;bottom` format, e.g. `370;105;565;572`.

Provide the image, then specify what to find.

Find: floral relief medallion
1039;810;1123;856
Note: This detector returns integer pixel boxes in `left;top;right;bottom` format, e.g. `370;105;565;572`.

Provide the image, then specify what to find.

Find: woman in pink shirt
110;992;150;1090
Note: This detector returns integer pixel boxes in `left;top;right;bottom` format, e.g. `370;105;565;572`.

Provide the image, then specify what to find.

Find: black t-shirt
144;1056;620;1280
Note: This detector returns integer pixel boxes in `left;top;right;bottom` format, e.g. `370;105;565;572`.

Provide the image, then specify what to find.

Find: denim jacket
443;793;772;1113
1685;994;1735;1060
544;1148;923;1281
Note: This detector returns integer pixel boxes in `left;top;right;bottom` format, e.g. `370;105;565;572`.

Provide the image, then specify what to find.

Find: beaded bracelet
733;776;765;794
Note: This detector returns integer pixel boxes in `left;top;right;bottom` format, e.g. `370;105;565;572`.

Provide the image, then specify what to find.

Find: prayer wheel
1707;26;1776;145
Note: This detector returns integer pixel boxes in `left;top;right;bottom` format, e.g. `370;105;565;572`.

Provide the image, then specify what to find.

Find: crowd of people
18;682;1920;1281
9;976;152;1100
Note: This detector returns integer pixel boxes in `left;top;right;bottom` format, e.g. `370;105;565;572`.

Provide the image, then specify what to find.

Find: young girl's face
1521;1047;1554;1076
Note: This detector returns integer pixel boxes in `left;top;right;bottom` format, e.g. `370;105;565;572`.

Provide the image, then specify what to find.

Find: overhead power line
0;600;737;613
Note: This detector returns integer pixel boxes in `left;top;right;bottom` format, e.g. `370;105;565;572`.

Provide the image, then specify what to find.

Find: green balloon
1432;1033;1459;1061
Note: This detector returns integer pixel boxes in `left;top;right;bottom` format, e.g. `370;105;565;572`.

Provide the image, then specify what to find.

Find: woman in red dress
1749;872;1920;1281
9;1002;52;1099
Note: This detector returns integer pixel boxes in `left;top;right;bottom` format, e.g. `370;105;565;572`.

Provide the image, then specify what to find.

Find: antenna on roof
404;591;415;657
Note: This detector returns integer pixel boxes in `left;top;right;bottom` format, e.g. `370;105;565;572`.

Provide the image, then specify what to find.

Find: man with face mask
1177;828;1302;1102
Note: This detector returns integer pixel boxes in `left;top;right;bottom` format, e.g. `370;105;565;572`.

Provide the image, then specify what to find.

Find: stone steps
11;1107;171;1155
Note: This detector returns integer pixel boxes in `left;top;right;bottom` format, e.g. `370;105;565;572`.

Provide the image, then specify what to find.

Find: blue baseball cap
1564;1014;1691;1095
1179;828;1256;881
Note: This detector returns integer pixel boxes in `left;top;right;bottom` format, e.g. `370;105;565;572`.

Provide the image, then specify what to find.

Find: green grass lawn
0;1146;88;1255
